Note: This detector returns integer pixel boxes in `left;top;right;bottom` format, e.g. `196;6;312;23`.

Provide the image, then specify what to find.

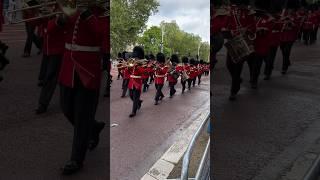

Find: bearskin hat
230;0;250;5
182;56;189;64
156;53;166;63
132;46;145;60
200;60;204;64
171;54;180;64
189;58;196;65
254;0;271;11
117;52;122;58
149;54;155;60
287;0;300;9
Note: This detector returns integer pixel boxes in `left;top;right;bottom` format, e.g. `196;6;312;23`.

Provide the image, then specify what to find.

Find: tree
110;0;159;57
137;21;210;62
137;26;162;55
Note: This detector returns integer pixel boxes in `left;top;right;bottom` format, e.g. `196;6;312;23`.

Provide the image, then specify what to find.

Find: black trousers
192;77;196;87
187;79;193;89
254;54;267;84
129;88;141;114
280;42;293;71
143;78;149;92
198;74;202;85
311;27;318;43
264;46;278;77
226;54;255;94
303;29;312;45
169;82;177;96
38;55;62;107
181;79;186;92
121;79;129;96
24;24;42;54
60;74;100;163
38;55;49;82
155;84;164;101
117;69;122;79
149;74;154;84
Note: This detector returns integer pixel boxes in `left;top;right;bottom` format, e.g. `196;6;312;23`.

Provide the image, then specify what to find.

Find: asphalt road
213;39;320;180
0;24;109;180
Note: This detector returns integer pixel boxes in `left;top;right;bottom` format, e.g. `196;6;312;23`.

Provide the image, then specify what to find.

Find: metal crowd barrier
180;112;211;180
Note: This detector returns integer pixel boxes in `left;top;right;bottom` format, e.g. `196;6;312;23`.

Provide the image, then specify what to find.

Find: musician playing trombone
53;0;106;175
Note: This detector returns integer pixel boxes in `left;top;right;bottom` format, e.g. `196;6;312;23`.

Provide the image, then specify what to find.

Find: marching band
212;0;320;101
114;47;210;117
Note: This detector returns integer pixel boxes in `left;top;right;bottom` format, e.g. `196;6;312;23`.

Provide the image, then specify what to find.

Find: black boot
88;122;106;151
61;161;83;175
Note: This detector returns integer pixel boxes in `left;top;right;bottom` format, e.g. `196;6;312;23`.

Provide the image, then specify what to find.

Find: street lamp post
197;42;202;60
161;25;165;53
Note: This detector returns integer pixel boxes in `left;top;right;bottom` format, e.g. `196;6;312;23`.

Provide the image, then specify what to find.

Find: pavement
0;24;210;180
213;38;320;180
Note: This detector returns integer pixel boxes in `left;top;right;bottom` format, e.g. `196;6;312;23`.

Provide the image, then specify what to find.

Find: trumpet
6;0;109;24
117;59;148;68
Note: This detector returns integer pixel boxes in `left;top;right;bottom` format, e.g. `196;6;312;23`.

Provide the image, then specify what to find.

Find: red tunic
58;11;103;90
155;65;168;85
128;66;145;91
188;65;197;79
43;18;65;55
280;13;298;42
167;66;178;83
123;67;131;79
268;16;282;47
255;14;273;56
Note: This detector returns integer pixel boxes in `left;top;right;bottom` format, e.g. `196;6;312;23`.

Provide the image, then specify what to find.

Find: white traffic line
141;109;210;180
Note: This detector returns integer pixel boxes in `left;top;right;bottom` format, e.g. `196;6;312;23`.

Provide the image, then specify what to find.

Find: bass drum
212;32;224;53
224;35;254;64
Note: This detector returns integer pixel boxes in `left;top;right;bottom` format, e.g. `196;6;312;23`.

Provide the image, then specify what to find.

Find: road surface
213;38;320;180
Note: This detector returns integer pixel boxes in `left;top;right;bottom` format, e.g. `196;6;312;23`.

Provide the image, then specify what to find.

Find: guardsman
303;9;316;45
116;52;124;79
176;56;190;94
128;46;145;117
193;60;200;87
167;54;179;98
253;7;273;86
279;9;297;74
121;57;130;98
197;60;204;85
35;15;64;114
187;58;196;90
212;5;228;69
264;12;282;80
154;52;168;105
22;0;42;57
56;1;106;174
142;56;150;92
225;0;256;100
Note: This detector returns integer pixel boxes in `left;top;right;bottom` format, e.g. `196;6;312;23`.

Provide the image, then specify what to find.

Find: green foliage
110;0;159;56
138;21;210;62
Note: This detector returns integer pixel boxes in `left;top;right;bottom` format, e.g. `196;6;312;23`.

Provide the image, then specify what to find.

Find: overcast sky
147;0;210;43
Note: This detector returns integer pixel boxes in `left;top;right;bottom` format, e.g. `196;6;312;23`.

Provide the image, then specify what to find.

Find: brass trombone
6;0;109;24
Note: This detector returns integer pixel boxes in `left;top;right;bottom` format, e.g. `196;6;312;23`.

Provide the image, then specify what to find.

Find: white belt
65;43;100;52
155;75;166;78
272;30;280;33
130;75;141;78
